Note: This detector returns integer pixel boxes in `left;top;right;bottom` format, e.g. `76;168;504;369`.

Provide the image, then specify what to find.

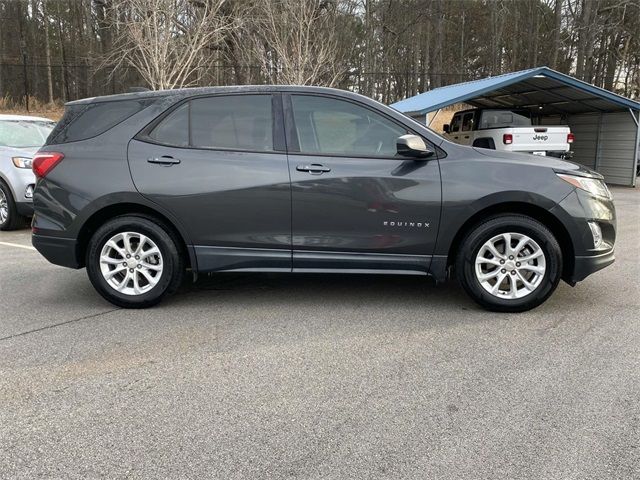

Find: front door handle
296;163;331;174
147;155;181;166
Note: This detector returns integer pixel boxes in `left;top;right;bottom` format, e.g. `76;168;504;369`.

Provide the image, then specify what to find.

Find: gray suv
31;86;616;312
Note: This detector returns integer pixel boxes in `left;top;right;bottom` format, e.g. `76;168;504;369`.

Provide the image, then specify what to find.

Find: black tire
86;215;184;308
0;180;28;231
455;214;562;312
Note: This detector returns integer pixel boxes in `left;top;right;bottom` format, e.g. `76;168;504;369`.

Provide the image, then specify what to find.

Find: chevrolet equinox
31;86;616;311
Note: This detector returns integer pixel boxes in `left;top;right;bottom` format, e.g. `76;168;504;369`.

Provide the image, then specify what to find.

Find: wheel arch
446;201;575;282
471;137;496;149
0;172;17;199
75;200;196;271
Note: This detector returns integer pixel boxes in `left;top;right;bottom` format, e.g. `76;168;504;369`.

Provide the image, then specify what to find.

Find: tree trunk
57;12;68;102
550;0;563;69
30;0;40;101
603;32;620;91
459;8;465;79
576;0;593;79
432;0;443;87
43;0;54;104
531;0;539;67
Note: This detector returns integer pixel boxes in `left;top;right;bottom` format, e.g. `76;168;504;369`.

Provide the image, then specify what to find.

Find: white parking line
0;241;36;251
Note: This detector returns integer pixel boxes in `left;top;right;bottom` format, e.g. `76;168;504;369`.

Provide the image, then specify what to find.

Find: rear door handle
296;163;331;174
147;155;181;166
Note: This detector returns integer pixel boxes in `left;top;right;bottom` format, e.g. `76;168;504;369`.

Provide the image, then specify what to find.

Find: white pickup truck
443;108;574;158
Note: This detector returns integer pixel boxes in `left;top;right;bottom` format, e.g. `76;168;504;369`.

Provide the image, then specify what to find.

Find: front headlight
12;157;33;169
556;173;611;199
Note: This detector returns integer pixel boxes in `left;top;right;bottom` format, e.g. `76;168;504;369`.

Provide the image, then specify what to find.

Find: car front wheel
456;214;562;312
0;181;28;231
86;215;184;308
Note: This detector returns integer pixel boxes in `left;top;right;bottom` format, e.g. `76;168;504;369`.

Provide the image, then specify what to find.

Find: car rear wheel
86;215;184;308
0;181;28;231
456;214;562;312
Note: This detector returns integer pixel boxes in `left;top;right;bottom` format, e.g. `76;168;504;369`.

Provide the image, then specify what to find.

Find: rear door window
147;95;274;152
190;95;273;151
148;103;189;147
450;114;461;132
461;112;474;131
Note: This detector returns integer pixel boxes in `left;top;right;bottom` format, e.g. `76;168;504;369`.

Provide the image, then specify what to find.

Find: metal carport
391;67;640;187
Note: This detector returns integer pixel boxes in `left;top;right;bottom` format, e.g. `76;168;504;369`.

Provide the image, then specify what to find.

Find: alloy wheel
99;232;164;296
0;188;8;225
474;232;547;299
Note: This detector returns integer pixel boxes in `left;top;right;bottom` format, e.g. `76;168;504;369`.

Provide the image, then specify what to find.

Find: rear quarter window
479;110;532;129
48;99;153;144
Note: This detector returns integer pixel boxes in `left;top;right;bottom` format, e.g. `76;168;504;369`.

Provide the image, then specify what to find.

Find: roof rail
128;87;150;93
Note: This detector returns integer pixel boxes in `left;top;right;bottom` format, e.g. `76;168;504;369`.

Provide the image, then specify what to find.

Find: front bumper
32;233;81;269
570;249;615;283
551;188;616;284
16;201;33;217
2;165;36;205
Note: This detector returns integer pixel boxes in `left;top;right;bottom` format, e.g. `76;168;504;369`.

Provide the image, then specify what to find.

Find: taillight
32;152;64;178
503;133;513;145
567;133;575;144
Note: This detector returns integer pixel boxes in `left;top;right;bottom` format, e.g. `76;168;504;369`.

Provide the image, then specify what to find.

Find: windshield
0;120;56;148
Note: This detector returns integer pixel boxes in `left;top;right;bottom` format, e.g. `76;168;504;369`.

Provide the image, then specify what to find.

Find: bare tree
241;0;345;86
41;0;54;104
550;0;563;69
103;0;235;90
1;0;640;104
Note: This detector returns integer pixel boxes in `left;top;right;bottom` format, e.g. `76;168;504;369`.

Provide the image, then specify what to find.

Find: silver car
0;114;56;230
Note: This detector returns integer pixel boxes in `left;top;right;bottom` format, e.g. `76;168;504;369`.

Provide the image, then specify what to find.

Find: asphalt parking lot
1;187;639;479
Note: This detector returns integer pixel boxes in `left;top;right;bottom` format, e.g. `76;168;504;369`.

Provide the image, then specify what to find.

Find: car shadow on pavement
176;272;475;311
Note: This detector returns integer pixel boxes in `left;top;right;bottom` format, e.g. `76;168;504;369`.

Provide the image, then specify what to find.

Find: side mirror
397;134;434;159
442;124;450;134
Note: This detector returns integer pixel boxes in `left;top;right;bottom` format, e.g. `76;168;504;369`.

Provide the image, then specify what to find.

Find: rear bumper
32;233;81;269
569;249;615;283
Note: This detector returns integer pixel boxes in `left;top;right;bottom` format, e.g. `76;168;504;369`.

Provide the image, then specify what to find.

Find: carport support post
595;113;603;171
427;109;442;127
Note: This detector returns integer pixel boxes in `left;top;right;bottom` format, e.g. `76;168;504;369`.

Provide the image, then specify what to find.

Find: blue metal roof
391;67;640;115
